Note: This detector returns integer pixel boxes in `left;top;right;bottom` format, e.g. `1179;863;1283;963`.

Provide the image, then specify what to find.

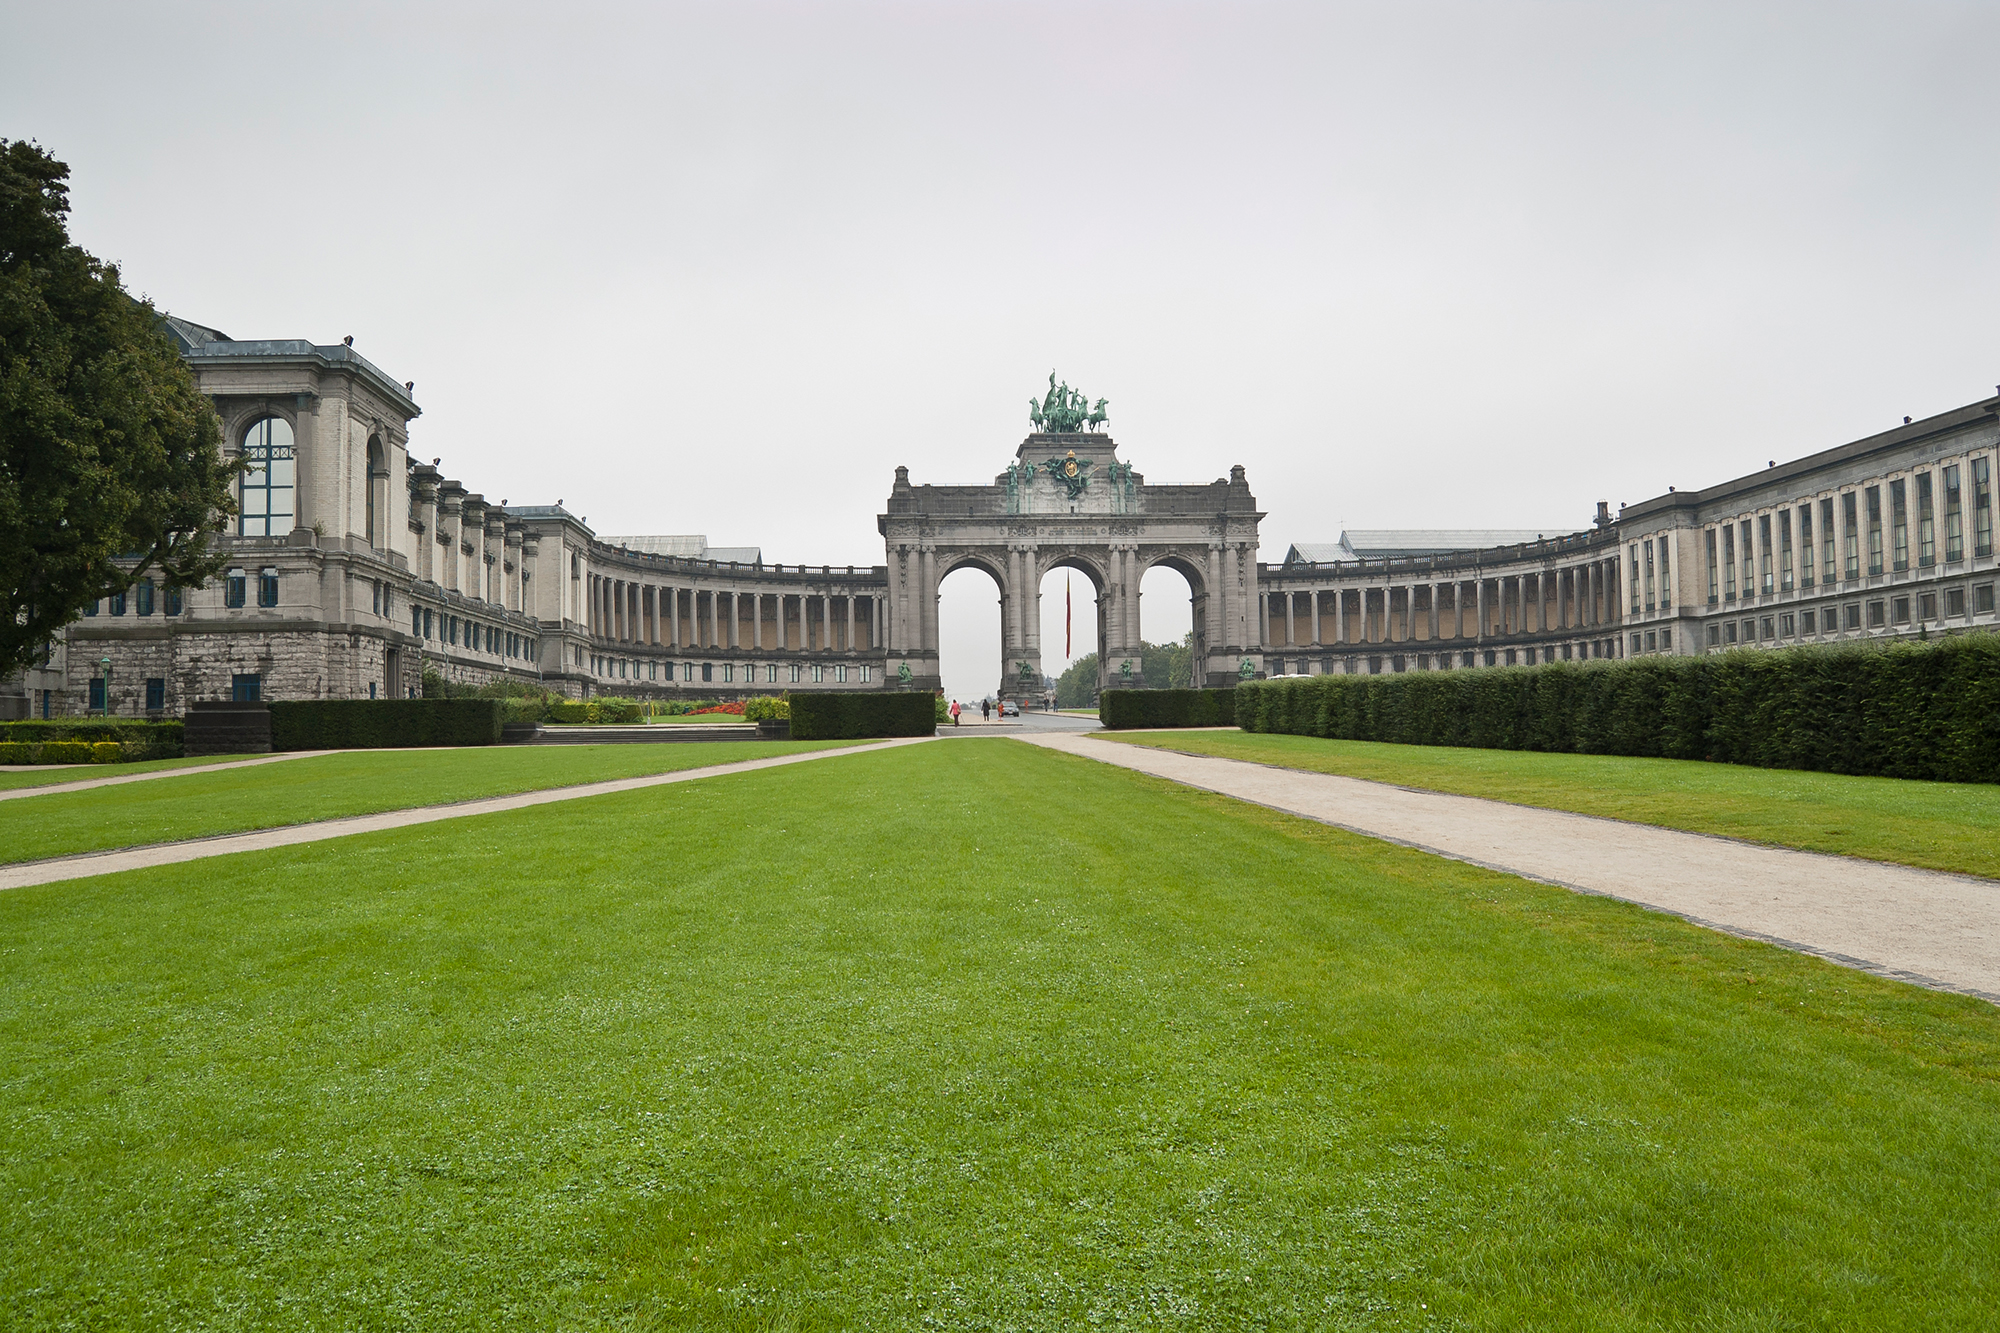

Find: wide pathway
0;738;928;892
0;750;332;801
1023;733;2000;1003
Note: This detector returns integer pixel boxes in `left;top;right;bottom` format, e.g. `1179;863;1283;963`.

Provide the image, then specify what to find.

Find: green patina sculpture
1238;657;1257;679
1028;372;1108;434
1043;449;1094;500
898;661;913;685
1119;658;1134;680
1017;659;1035;681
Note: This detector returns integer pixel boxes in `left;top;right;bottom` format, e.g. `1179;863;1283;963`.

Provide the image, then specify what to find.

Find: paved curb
1022;733;2000;1004
0;737;931;891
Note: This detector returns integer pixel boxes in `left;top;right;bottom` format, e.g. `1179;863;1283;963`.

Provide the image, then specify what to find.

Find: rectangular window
1891;596;1910;625
1739;521;1753;595
1844;602;1862;630
765;664;778;683
371;581;381;615
1778;511;1793;591
1643;542;1655;611
1976;456;1994;556
722;663;734;682
789;663;802;683
1629;545;1641;613
1867;600;1885;628
1779;613;1795;636
1705;530;1719;603
225;569;246;608
1944;464;1963;561
1820;497;1836;582
231;673;262;702
136;580;155;616
88;677;106;712
1919;592;1937;620
702;662;713;682
1800;609;1816;635
109;590;127;616
1705;623;1720;646
1866;487;1883;575
1917;472;1935;566
836;664;849;683
424;608;434;638
1722;526;1737;599
1890;478;1908;571
145;677;165;710
1642;631;1656;652
164;586;182;616
813;664;826;683
1657;536;1670;604
1760;617;1774;640
258;568;278;607
1798;506;1813;587
1947;588;1966;617
1758;514;1773;593
860;664;872;682
412;607;423;637
1976;583;1994;613
1628;634;1642;655
1842;493;1859;577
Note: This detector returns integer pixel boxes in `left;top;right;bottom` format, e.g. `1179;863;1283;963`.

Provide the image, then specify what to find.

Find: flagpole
1065;573;1072;659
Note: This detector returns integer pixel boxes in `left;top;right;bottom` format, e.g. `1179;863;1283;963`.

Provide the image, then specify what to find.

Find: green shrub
547;700;594;724
0;719;183;759
1234;635;2000;783
935;695;950;724
269;699;503;750
791;693;937;740
0;741;33;764
595;698;643;723
39;741;97;764
743;696;790;723
90;742;122;763
1100;688;1237;730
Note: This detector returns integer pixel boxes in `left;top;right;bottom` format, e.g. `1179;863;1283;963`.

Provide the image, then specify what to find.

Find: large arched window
238;417;296;537
366;436;386;547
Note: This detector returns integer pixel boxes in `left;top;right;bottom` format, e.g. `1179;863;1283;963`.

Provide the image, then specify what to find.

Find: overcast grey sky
6;2;1997;700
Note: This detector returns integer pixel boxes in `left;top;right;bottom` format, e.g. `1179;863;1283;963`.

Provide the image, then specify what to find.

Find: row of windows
411;607;537;660
591;656;874;684
81;579;185;618
1700;582;1997;647
1289;640;1621;676
1700;454;1995;605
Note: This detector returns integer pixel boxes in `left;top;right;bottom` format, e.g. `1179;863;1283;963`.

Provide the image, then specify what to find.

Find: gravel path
0;738;929;892
0;751;333;802
1024;733;2000;1003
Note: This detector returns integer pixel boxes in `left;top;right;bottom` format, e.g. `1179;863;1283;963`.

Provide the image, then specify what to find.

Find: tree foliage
0;139;239;676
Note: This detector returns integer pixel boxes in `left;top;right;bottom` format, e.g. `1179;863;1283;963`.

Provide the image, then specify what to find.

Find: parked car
999;700;1021;717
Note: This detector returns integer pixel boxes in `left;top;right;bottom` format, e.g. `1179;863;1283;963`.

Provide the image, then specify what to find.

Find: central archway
936;557;1006;708
877;440;1268;696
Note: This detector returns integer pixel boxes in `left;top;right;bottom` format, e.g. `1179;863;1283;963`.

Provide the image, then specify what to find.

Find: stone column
1334;588;1347;645
822;593;833;652
846;593;856;653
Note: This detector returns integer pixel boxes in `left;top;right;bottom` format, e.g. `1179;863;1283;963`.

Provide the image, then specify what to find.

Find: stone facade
7;312;1997;719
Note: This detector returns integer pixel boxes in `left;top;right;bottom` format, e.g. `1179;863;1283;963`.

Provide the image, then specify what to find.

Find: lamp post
98;657;112;718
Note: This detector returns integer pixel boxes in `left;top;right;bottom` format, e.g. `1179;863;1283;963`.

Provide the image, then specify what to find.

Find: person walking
981;698;991;721
950;698;961;726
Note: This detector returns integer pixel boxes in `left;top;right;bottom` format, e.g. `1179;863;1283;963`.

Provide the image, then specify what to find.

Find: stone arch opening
1039;556;1103;701
366;435;387;548
1139;557;1202;688
936;557;1007;707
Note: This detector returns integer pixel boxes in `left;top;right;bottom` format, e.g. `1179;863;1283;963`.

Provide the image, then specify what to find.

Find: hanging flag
1065;573;1072;659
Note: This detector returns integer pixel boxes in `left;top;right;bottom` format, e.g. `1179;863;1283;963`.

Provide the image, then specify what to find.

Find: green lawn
1103;729;2000;881
0;752;259;791
2;740;1995;1328
0;740;852;864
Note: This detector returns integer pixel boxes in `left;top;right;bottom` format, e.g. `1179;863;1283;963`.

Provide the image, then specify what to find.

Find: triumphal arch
877;379;1268;697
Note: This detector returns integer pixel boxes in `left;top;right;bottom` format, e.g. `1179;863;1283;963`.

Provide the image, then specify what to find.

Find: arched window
238;417;296;536
366;436;387;548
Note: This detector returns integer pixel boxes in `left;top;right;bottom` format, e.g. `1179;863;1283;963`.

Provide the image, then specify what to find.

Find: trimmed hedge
1100;688;1237;730
0;719;184;760
0;720;184;764
1233;634;2000;783
269;699;504;751
790;692;938;740
546;698;644;724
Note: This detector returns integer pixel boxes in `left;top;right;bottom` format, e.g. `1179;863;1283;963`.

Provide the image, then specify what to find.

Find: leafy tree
0;139;239;676
1054;652;1098;708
